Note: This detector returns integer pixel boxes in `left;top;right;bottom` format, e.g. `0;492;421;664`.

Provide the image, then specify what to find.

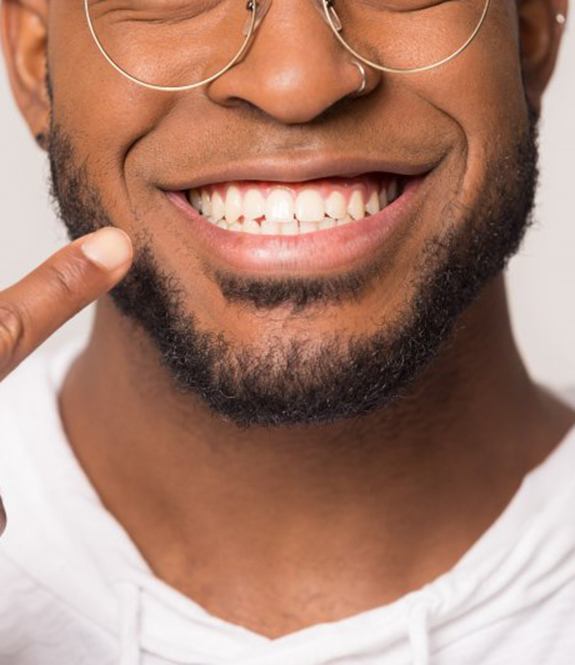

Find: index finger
0;227;133;380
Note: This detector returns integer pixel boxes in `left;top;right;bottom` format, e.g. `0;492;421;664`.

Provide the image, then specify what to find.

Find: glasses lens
86;0;255;89
328;0;489;72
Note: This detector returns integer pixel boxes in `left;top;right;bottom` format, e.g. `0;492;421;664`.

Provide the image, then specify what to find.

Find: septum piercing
350;60;367;96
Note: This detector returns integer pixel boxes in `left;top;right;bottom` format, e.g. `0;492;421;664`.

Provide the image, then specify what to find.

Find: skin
1;0;574;640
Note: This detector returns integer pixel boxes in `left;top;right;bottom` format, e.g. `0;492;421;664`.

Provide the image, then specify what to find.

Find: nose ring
350;60;367;97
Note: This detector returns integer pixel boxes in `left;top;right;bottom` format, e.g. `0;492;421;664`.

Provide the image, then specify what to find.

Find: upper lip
158;152;439;192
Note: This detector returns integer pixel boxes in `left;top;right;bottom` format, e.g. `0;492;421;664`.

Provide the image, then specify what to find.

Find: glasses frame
322;0;492;75
84;0;264;92
84;0;492;92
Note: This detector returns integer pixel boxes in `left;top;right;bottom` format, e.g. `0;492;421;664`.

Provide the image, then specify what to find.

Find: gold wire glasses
85;0;492;93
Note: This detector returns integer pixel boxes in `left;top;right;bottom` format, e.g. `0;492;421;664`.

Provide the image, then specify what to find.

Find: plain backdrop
0;21;574;391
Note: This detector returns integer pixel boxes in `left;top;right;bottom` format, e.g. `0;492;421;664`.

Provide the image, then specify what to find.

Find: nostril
205;4;382;126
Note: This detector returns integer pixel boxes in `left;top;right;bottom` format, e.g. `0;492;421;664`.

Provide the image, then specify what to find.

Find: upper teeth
187;179;400;235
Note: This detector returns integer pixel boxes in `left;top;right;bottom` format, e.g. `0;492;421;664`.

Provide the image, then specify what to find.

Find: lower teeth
210;215;354;235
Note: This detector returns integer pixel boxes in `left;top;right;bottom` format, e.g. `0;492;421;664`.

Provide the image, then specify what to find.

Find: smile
184;174;401;236
166;163;428;275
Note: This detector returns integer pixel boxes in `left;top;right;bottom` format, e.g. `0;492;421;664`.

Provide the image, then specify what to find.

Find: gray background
1;24;574;390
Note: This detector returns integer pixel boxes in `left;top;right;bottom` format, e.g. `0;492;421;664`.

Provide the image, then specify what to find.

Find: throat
56;289;575;639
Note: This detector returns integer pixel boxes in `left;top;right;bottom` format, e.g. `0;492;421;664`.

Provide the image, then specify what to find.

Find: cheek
408;2;527;163
400;3;528;216
48;1;170;191
47;3;183;250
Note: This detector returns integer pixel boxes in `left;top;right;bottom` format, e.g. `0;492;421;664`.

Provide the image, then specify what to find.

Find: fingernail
81;227;133;271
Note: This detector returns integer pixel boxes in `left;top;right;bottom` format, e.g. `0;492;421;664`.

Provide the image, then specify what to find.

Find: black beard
48;112;539;428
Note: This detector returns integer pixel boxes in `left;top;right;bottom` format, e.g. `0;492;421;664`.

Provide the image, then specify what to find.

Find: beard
48;111;539;428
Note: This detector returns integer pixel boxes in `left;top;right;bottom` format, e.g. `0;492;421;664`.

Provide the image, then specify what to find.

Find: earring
350;60;367;97
556;12;566;25
35;132;46;146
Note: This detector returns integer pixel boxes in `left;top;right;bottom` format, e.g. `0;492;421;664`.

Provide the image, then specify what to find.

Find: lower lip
166;178;422;275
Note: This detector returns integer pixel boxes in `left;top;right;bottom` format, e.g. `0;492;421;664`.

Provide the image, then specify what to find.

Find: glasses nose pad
242;0;273;37
313;0;343;31
241;0;343;38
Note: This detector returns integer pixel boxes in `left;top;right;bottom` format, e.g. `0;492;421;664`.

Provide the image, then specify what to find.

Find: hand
0;226;133;534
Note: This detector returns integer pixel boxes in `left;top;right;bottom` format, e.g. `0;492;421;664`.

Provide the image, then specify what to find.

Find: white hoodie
0;345;574;665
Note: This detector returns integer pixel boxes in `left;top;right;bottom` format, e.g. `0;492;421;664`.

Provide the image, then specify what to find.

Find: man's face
14;0;557;425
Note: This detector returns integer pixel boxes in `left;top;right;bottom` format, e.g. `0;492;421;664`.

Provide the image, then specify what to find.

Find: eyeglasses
85;0;492;93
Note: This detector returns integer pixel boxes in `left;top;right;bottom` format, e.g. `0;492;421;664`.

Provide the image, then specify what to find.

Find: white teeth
366;190;379;215
299;221;319;234
280;221;299;235
243;219;261;234
348;190;365;220
212;190;225;221
319;218;337;230
338;214;353;226
295;189;325;222
266;189;294;223
189;178;404;235
244;188;266;220
189;189;202;210
325;191;347;220
201;190;212;217
260;219;281;235
225;186;242;224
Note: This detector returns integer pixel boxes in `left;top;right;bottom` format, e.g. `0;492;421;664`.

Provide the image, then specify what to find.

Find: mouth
165;167;428;275
183;173;403;236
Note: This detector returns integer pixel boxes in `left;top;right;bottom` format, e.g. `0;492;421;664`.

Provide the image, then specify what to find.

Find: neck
60;275;574;637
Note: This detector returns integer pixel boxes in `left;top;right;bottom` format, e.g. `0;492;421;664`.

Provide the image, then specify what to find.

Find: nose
207;0;381;125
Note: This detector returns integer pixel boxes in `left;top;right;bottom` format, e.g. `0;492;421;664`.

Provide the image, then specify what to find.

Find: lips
166;170;424;276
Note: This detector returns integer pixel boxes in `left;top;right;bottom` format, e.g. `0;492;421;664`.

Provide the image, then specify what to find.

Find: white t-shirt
0;345;574;665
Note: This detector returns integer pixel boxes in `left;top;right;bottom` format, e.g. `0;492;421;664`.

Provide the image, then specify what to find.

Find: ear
1;0;50;150
518;0;568;112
